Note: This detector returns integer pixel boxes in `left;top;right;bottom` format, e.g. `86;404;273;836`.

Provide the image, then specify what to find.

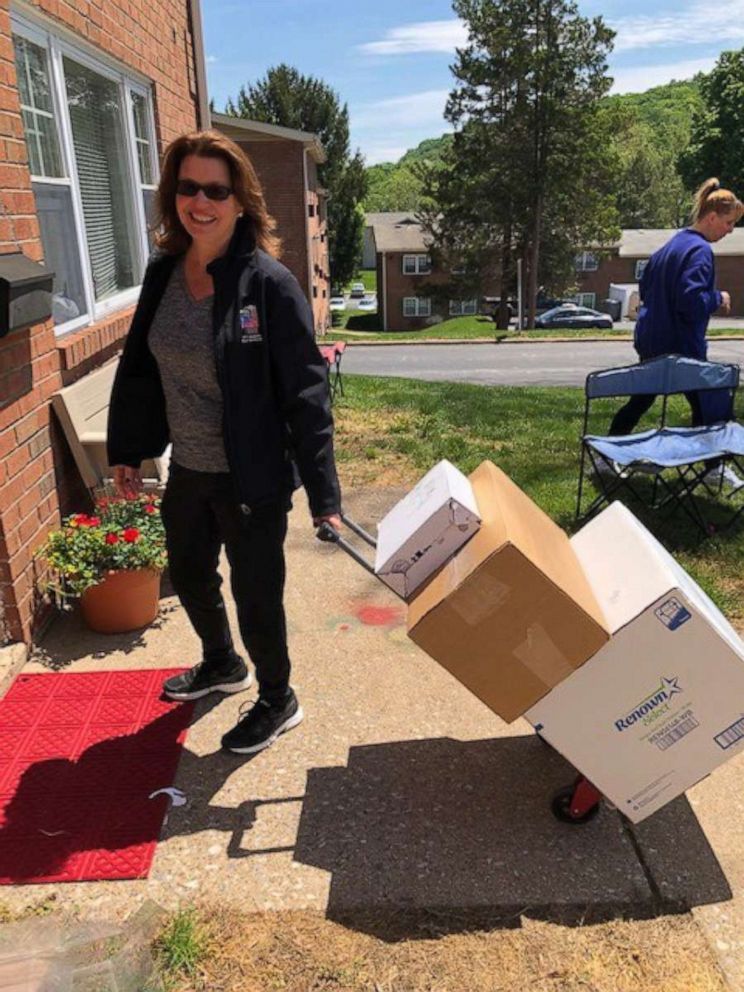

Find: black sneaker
221;690;303;754
163;655;252;701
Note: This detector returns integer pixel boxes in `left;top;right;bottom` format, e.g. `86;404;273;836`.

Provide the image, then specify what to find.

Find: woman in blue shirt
609;177;743;485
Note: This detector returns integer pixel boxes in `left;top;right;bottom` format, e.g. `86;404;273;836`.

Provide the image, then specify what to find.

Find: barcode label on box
714;716;744;750
654;716;699;751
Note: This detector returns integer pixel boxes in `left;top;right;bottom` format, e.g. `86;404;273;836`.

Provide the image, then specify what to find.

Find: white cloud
205;54;218;63
611;0;744;51
359;4;744;60
353;89;450;129
358;19;466;56
610;56;718;92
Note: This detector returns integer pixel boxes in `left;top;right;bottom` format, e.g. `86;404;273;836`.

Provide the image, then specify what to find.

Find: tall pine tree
224;64;366;289
420;0;619;326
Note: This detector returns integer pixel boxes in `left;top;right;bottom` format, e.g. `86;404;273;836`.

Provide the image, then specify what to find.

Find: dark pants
161;463;291;703
609;391;705;436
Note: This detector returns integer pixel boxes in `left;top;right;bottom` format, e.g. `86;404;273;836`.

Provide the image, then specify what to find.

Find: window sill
56;307;135;376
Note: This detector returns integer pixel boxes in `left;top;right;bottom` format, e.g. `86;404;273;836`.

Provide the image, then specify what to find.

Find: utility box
0;253;54;337
600;298;621;321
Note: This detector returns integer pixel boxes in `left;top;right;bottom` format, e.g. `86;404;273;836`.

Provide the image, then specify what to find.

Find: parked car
329;296;346;312
349;282;366;298
535;305;612;330
356;296;377;312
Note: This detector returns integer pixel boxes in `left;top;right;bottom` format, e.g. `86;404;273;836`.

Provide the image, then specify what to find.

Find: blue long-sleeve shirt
634;228;722;361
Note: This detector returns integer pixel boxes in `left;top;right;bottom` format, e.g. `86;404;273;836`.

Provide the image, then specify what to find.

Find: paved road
343;340;744;387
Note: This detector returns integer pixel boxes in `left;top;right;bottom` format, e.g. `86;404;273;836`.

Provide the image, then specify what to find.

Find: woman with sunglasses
107;130;341;754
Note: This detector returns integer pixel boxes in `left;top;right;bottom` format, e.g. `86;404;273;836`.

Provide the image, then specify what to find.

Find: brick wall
380;253;453;332
233;138;329;334
0;0;199;644
236;139;308;291
577;252;744;316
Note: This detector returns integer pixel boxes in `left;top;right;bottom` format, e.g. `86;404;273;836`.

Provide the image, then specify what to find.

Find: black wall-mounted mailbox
0;253;54;338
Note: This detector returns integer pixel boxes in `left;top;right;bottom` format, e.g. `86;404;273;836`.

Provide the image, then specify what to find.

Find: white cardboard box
527;501;744;823
375;460;481;599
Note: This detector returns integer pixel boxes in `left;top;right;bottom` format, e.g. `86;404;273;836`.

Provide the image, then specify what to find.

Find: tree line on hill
365;79;705;230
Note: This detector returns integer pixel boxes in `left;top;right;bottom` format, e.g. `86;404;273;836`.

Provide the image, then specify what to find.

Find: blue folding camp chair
576;355;744;536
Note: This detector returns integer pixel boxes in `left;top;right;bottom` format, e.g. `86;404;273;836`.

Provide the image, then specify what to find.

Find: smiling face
175;153;242;252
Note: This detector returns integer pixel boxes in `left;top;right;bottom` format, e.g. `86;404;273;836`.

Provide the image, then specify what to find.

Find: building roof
618;228;744;257
211;113;325;163
366;212;429;253
366;216;744;258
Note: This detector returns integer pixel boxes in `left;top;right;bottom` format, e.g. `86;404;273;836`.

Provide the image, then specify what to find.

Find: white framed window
635;259;648;281
570;292;596;309
12;14;158;335
449;298;477;316
402;253;431;275
574;251;599;272
403;297;431;317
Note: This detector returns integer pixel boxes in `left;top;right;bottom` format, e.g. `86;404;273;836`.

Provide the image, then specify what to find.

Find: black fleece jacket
106;217;341;519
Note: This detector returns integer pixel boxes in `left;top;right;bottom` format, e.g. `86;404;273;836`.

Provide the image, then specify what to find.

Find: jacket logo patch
239;305;262;343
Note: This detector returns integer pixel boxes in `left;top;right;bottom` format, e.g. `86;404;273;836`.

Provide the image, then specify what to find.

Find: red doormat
0;669;194;885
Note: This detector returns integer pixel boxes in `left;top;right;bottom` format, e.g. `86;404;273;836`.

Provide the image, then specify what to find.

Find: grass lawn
331;375;744;621
339;270;377;295
321;315;744;342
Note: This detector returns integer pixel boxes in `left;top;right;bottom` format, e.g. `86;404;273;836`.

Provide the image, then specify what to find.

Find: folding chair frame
576;355;741;536
318;341;346;402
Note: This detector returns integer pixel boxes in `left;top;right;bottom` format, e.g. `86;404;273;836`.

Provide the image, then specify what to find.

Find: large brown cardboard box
407;461;609;722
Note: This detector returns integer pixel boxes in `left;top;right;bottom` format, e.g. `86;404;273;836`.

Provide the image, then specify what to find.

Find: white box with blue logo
526;501;744;823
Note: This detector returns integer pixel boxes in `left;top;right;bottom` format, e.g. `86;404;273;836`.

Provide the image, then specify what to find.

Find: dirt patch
171;908;727;992
334;407;422;489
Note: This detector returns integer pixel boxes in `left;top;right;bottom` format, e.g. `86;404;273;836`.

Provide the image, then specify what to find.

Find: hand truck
317;514;604;825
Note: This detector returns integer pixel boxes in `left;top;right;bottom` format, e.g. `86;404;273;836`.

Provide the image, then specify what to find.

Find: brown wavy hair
691;177;744;224
154;130;281;257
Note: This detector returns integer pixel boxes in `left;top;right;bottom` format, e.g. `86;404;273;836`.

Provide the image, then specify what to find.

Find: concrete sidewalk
6;485;744;987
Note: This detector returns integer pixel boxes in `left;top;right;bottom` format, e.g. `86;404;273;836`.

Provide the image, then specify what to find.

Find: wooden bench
52;359;169;492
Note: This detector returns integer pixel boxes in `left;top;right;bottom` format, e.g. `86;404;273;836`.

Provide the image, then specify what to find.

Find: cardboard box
527;501;744;823
375;459;481;599
407;461;609;722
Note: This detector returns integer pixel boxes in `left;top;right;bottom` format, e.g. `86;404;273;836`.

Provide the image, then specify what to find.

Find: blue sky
203;0;744;165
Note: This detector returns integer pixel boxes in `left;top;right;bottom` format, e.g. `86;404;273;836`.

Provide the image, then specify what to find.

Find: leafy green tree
678;49;744;196
223;64;367;288
419;0;619;327
607;80;703;227
365;164;422;211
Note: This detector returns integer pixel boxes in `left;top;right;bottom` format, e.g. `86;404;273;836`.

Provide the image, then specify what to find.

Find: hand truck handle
316;515;377;575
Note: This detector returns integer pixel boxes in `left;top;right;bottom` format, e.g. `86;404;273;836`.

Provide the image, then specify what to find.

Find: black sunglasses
176;179;233;201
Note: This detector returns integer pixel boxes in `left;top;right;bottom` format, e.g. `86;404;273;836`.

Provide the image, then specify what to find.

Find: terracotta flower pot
80;568;161;634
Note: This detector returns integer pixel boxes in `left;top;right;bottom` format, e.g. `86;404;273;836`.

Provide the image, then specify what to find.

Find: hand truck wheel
551;776;602;824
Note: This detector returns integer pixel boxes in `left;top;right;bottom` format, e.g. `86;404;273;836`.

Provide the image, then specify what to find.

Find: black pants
161;463;291;703
609;390;705;436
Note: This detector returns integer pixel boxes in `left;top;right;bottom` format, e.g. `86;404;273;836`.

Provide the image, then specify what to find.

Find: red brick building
0;0;209;645
212;113;330;336
370;213;493;332
575;229;744;317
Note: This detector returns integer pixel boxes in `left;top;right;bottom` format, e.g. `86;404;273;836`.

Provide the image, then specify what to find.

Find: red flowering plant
35;491;167;606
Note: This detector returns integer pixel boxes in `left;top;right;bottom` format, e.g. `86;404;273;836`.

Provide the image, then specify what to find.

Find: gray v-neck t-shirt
148;260;230;473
